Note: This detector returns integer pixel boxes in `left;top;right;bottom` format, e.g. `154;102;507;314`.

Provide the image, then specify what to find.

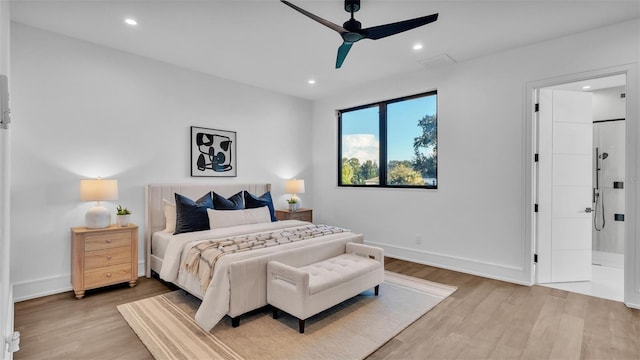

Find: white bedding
151;231;173;260
157;220;360;331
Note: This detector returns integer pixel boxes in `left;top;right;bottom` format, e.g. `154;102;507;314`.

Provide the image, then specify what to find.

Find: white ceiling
9;0;640;100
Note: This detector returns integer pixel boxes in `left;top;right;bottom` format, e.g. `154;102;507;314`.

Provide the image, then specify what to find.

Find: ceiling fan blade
281;0;347;34
360;13;438;40
336;42;353;69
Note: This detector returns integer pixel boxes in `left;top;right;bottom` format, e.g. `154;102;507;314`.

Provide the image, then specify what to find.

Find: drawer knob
106;255;112;260
106;239;112;244
106;273;112;277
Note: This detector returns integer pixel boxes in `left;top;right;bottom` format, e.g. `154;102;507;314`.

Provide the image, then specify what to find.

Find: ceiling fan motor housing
345;0;360;13
343;18;362;32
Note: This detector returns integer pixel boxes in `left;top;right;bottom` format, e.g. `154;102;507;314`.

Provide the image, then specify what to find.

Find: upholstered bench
267;242;384;333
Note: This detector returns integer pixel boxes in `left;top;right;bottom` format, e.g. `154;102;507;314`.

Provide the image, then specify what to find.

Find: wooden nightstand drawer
84;262;132;289
289;211;311;221
275;208;313;222
84;232;131;251
84;247;131;269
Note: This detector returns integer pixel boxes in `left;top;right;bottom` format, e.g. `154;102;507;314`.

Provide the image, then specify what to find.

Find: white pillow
207;206;271;229
163;199;177;233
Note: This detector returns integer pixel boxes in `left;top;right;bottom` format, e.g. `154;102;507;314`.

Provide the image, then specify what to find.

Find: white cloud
342;134;379;163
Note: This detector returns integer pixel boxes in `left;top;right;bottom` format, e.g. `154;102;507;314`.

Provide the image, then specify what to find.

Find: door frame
525;64;638;307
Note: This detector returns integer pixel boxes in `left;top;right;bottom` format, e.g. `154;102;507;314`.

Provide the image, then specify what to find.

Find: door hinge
534;254;538;263
534;154;539;162
534;103;539;112
534;204;539;213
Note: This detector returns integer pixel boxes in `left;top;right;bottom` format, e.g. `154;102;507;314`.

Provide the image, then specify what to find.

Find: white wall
593;86;626;121
312;20;639;287
0;1;12;358
9;23;313;301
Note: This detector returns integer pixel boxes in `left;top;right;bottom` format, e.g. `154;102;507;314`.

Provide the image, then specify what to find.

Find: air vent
418;54;456;70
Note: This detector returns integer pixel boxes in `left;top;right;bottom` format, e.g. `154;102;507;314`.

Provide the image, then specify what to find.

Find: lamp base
85;205;111;228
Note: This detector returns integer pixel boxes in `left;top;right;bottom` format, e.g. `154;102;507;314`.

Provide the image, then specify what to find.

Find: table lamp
285;179;305;211
80;179;118;228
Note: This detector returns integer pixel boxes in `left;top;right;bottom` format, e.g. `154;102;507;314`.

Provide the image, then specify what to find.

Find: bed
144;183;364;331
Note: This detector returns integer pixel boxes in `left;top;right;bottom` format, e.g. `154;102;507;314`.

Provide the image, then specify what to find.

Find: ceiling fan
281;0;438;69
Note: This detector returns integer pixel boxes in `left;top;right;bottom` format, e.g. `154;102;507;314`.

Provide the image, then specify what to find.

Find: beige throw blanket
183;224;347;291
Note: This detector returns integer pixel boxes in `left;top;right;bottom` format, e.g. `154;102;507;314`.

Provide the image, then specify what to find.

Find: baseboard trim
367;241;532;286
4;287;14;360
625;301;640;310
12;274;71;302
13;261;146;302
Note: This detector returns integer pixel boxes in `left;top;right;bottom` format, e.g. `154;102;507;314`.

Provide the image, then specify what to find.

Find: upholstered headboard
144;183;271;276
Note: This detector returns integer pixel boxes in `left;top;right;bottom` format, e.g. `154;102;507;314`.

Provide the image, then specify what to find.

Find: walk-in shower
592;85;625;269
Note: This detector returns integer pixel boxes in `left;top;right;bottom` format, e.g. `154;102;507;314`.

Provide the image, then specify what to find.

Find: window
338;91;437;188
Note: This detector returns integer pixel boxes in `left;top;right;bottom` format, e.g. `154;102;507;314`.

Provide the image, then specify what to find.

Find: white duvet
158;220;358;330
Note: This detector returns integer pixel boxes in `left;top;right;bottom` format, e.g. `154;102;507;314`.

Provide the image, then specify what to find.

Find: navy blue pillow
174;192;214;234
244;191;277;222
212;191;244;210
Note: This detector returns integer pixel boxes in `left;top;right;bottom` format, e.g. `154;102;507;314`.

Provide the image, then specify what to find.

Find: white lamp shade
80;179;118;201
285;179;305;194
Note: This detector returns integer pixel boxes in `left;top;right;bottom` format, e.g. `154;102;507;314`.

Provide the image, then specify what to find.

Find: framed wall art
190;126;237;177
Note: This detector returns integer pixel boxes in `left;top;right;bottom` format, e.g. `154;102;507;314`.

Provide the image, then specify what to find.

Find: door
537;89;593;283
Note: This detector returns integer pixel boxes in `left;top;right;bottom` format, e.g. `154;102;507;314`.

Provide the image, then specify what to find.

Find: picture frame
190;126;237;177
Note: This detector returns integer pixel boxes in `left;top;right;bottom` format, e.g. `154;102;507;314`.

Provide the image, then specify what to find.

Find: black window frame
337;90;438;189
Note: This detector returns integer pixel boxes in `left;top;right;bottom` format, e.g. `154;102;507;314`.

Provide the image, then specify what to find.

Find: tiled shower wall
592;86;626;256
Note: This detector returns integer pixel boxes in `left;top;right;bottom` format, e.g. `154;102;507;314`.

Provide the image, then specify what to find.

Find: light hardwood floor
14;258;640;359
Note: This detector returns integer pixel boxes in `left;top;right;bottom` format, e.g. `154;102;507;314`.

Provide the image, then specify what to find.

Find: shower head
600;152;609;160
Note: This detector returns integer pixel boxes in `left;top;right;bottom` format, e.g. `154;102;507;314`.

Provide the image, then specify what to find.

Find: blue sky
341;95;437;162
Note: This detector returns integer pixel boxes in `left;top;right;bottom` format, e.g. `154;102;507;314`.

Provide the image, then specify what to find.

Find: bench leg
375;285;379;296
231;316;240;328
272;307;279;319
299;319;305;334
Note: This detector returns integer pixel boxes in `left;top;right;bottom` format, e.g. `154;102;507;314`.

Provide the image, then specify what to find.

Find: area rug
117;271;456;360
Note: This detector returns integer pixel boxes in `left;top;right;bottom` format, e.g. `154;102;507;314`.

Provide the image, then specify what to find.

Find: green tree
341;157;381;185
360;160;379;183
341;159;354;184
413;114;437;178
344;158;362;184
388;160;413;172
388;163;425;185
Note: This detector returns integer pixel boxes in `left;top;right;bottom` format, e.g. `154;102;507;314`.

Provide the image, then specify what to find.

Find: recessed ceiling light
582;85;592;90
413;44;423;51
124;18;138;26
308;79;316;85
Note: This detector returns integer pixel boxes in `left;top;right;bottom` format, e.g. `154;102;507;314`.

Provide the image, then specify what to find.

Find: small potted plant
287;198;298;211
116;205;132;227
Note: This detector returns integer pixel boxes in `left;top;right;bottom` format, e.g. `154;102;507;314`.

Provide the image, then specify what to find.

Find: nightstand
275;208;313;222
71;224;138;299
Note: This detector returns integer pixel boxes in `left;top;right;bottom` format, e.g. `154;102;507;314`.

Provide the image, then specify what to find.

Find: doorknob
585;207;593;213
